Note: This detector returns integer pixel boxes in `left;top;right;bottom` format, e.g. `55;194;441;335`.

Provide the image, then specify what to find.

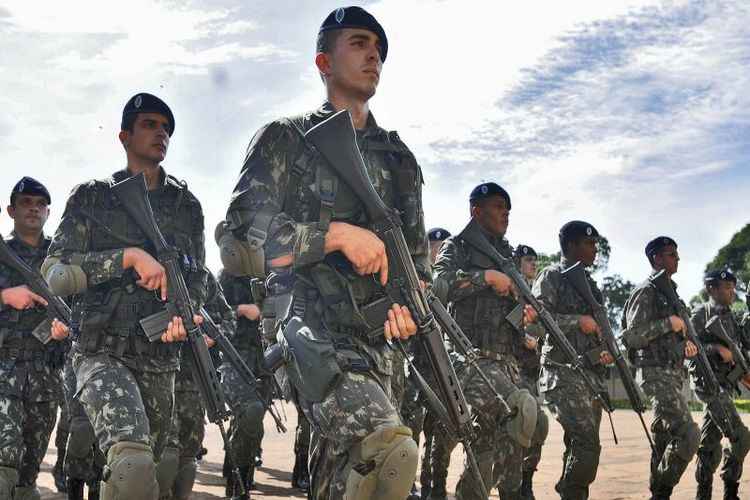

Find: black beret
645;236;677;260
515;244;537;259
469;182;511;209
705;269;737;285
428;227;451;241
11;176;50;205
559;220;599;250
121;93;175;136
320;7;388;62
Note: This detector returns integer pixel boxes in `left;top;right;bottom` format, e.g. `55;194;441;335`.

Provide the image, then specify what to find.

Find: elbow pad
42;258;88;296
215;221;265;279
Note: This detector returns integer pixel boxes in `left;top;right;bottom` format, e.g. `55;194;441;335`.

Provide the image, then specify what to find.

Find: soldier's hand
523;335;538;350
669;315;687;336
326;222;388;286
384;304;417;341
715;344;734;364
0;285;47;310
237;303;261;321
484;270;512;296
522;304;538;326
742;373;750;390
124;247;168;300
205;336;216;348
600;351;615;365
685;340;698;358
161;314;204;343
50;318;70;340
579;315;601;335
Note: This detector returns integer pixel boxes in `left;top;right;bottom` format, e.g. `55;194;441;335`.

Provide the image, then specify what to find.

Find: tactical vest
72;171;201;361
450;237;518;355
0;236;66;368
542;264;606;374
693;303;741;388
248;109;425;340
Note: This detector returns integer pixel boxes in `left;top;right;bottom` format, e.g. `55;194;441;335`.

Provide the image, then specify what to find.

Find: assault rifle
705;316;750;389
0;234;71;344
650;270;736;439
562;262;655;453
111;174;283;499
303;110;489;497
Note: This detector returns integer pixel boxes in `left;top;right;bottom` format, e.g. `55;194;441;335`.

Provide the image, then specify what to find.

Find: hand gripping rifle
454;221;619;436
650;270;736;439
304;110;488;498
562;262;655;453
0;234;71;343
111;174;281;499
705;316;750;388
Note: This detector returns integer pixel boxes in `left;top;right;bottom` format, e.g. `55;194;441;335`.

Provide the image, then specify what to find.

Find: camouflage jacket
226;102;429;376
689;298;747;393
48;167;207;373
218;270;262;354
432;220;523;358
0;232;64;401
533;257;607;389
622;272;686;369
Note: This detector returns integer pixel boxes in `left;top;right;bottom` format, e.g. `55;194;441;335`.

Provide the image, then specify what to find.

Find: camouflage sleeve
186;195;208;307
690;305;716;356
623;285;671;347
226;121;327;270
47;183;126;286
205;277;237;340
432;238;487;304
532;267;581;334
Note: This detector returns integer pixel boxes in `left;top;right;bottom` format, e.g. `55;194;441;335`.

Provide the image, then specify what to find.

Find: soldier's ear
315;52;332;77
118;130;130;149
7;204;15;220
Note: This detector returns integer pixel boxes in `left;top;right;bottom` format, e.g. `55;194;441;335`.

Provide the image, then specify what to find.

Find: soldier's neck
13;225;42;248
327;93;370;130
127;163;162;190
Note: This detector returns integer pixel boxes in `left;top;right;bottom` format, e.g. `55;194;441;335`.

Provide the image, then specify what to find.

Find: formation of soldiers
0;5;749;500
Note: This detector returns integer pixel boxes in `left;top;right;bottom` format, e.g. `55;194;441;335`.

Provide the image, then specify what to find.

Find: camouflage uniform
226;102;429;499
432;222;526;500
0;233;66;497
533;257;608;500
690;299;750;499
217;270;267;491
621;273;698;498
48;167;207;499
52;394;69;492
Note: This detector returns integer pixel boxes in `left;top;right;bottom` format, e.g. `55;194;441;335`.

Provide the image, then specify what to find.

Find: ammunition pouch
278;316;342;403
631;334;686;369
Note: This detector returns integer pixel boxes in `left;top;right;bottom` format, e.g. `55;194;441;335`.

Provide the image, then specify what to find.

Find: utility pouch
32;318;53;344
279;316;342;403
583;345;606;367
506;304;525;334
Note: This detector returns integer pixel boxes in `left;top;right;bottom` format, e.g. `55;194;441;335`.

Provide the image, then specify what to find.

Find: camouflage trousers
544;367;603;500
455;356;523;500
641;367;697;490
218;359;265;469
518;368;547;476
165;388;205;466
0;360;61;488
306;369;410;500
400;366;431;488
63;358;104;482
72;351;175;461
695;390;750;485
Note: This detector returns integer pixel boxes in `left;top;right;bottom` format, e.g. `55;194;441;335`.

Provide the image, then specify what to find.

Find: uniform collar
8;230;48;251
708;297;731;314
649;269;678;290
316;102;381;136
113;166;169;188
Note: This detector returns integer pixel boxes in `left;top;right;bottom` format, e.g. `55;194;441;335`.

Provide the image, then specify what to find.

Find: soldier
620;237;699;500
0;177;70;500
46;93;208;500
157;270;231;500
433;182;538;500
402;227;451;500
216;269;267;496
222;6;425;498
513;244;549;500
532;220;614;500
690;270;750;500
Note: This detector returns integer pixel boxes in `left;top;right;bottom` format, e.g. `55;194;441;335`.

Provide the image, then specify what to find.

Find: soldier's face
473;196;509;237
519;256;537;281
121;113;170;163
654;245;679;275
322;29;382;100
569;237;598;267
708;281;736;306
7;194;49;232
429;240;443;265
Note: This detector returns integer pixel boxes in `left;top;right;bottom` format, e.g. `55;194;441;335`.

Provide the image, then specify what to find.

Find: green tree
704;223;750;285
601;274;636;329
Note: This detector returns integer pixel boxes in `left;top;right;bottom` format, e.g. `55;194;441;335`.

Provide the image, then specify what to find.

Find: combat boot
291;453;309;491
723;481;739;500
427;474;447;500
649;484;673;500
87;479;100;500
12;485;41;500
406;483;420;500
696;480;713;500
53;454;68;493
520;469;536;500
67;478;85;500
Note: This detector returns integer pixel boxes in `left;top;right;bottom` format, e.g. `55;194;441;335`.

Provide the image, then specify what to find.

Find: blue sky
0;0;748;298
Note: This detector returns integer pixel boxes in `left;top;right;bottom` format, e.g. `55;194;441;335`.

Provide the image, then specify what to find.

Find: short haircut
121;113;137;133
316;29;343;55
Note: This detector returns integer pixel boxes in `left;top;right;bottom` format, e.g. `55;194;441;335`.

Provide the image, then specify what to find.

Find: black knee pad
674;420;700;461
236;400;265;440
566;444;601;487
67;417;97;459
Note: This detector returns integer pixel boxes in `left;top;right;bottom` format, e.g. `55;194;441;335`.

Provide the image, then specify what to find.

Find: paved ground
36;404;750;499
